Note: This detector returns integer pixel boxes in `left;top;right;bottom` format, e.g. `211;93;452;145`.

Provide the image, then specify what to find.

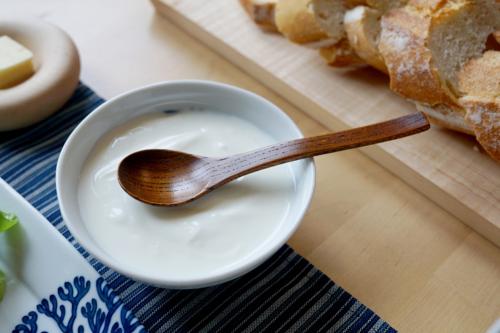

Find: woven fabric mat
0;84;396;333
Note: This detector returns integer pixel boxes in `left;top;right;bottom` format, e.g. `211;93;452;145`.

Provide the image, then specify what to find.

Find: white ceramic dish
0;16;80;131
0;179;145;332
57;80;315;289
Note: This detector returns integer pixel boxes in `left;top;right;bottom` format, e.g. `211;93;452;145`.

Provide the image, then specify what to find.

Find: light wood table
5;1;500;332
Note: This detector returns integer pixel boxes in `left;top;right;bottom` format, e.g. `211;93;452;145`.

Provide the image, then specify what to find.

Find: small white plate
0;178;145;333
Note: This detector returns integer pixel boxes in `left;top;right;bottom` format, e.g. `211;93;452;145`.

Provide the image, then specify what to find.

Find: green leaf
0;270;5;302
0;211;17;303
0;211;19;232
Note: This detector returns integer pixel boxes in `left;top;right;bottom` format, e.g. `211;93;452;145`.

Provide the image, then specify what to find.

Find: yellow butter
0;36;34;89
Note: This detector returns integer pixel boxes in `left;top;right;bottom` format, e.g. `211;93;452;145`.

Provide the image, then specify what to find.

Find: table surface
4;1;500;332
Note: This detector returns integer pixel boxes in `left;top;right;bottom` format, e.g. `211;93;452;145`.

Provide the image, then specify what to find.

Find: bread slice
310;0;372;68
458;51;500;160
461;97;500;161
275;0;337;47
319;38;365;66
343;0;410;74
378;1;499;159
415;50;500;160
311;0;371;44
311;0;351;44
379;1;499;107
344;6;387;72
240;0;278;31
379;4;456;106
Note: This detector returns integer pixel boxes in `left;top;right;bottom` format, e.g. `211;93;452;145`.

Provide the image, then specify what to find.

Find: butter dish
0;17;80;131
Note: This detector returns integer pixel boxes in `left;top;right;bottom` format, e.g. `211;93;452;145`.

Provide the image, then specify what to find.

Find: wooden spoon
118;112;429;206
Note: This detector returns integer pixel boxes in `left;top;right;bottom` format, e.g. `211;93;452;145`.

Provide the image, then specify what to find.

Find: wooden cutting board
152;0;500;246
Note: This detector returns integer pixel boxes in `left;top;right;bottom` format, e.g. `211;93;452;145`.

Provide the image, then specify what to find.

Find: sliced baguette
240;0;278;31
458;51;500;160
240;0;499;160
343;0;410;74
310;0;370;69
461;97;500;160
275;0;336;47
378;4;457;107
378;1;499;159
344;6;387;72
311;0;352;45
311;0;370;45
379;1;499;107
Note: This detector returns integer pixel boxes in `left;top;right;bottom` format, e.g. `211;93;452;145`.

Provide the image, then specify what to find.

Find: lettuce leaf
0;211;18;302
0;211;19;232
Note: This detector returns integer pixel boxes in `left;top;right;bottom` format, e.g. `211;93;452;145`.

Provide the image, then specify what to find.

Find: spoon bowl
118;149;211;205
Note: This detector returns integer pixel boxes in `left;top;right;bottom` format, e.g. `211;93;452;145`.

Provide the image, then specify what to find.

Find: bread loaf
240;0;500;160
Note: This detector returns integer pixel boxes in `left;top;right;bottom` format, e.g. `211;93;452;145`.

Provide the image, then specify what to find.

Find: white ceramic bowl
57;80;315;288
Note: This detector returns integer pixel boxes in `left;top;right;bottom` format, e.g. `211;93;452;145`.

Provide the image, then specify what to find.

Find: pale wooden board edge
151;0;500;247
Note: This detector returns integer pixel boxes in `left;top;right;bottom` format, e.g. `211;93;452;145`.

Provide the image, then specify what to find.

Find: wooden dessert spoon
118;112;429;206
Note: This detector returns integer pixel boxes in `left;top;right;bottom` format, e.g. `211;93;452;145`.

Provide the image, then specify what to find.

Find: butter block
0;36;34;89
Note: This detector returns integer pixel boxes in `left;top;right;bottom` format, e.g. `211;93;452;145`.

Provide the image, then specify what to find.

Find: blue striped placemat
0;84;396;333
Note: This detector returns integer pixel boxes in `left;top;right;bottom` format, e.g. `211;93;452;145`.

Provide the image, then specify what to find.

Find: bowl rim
56;79;316;288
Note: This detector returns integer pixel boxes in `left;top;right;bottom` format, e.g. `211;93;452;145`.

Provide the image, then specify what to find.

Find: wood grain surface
4;0;500;331
152;0;500;247
118;113;429;206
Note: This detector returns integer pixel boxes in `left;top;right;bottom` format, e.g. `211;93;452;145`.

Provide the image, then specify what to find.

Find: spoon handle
213;112;429;184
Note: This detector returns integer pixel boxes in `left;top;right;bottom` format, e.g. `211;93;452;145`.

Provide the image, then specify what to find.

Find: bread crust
344;6;388;73
378;6;458;106
415;103;473;135
319;38;365;66
311;0;363;45
275;0;332;44
461;96;500;161
240;0;278;31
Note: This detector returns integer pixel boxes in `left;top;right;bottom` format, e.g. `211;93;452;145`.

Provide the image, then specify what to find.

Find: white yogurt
78;109;296;280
